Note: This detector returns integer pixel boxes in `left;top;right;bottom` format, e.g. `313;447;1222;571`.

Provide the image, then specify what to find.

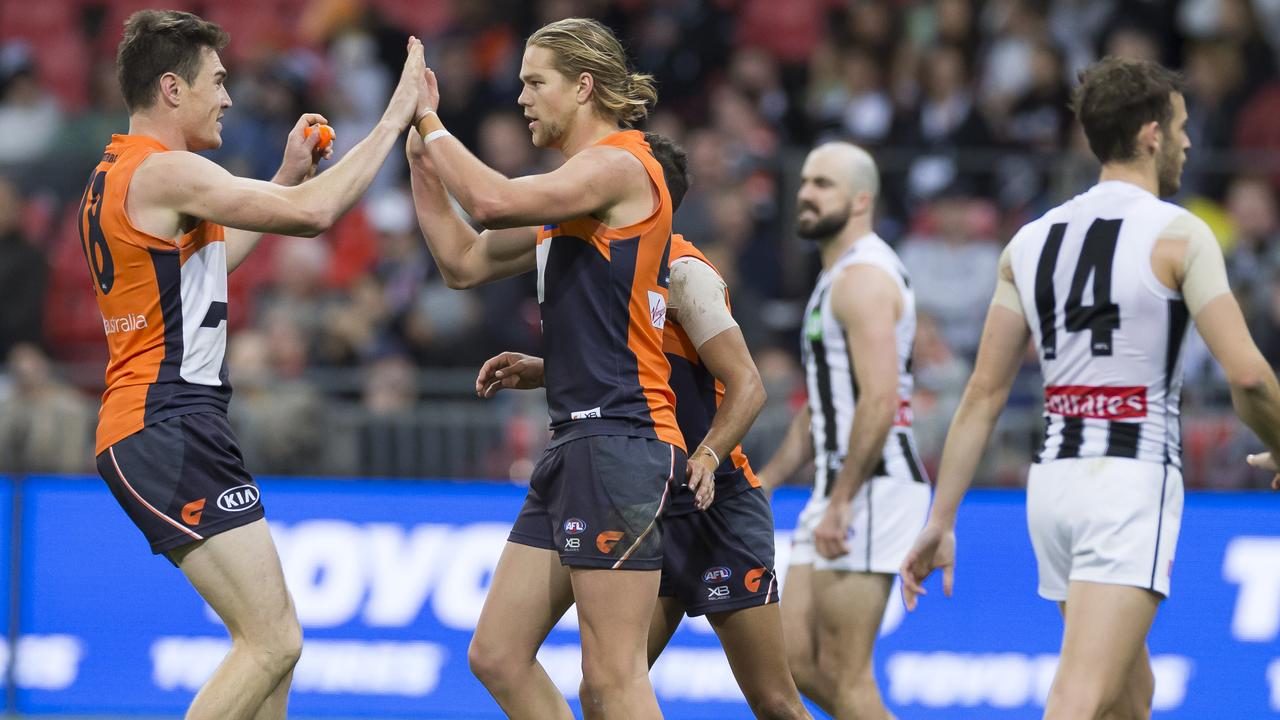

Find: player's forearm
829;392;896;503
928;384;1006;527
284;120;402;230
1230;365;1280;456
758;405;813;489
227;167;302;273
423;135;519;229
407;160;491;289
695;366;765;470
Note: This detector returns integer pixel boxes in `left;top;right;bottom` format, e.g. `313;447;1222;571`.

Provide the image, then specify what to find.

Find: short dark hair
645;132;689;212
1072;56;1183;164
116;10;229;112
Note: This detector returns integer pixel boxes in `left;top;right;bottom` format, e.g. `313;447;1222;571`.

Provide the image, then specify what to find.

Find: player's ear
158;72;183;108
1138;120;1161;157
576;72;594;105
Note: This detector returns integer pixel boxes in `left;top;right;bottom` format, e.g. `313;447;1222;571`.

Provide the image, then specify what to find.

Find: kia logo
702;566;732;583
217;485;261;512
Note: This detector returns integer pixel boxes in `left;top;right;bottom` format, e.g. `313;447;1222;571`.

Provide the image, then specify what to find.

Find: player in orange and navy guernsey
477;135;811;719
405;19;705;719
87;10;426;718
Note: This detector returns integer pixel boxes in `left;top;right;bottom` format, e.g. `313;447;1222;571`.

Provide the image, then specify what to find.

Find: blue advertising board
12;476;1280;717
0;476;9;695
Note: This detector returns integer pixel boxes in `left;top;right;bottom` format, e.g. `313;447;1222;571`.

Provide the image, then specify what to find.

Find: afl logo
564;518;587;535
702;566;732;584
216;485;261;512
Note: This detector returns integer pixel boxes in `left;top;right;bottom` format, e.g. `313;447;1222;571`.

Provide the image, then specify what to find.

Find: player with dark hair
85;10;424;718
902;56;1280;719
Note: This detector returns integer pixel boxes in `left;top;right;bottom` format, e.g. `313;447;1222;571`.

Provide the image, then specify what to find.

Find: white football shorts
790;476;931;574
1027;456;1183;601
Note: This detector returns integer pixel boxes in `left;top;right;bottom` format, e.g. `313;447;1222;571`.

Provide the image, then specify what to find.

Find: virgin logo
1044;386;1147;419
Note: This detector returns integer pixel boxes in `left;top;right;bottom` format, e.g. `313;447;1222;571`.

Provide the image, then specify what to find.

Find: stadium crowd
2;0;1279;487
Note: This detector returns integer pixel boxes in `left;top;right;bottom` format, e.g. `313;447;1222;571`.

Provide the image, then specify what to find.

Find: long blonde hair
527;18;656;126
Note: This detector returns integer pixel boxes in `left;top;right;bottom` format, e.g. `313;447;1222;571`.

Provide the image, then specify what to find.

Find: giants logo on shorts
563;518;586;535
745;567;766;593
702;566;732;584
1044;385;1147;420
216;485;260;513
181;498;206;526
596;531;624;554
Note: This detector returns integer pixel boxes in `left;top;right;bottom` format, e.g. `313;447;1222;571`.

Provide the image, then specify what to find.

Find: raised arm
405;129;537;288
225;113;334;272
812;264;904;560
901;248;1030;608
413;69;641;229
132;39;423;242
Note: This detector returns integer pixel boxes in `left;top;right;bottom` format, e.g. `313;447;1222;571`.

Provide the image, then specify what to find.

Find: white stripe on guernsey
613;445;675;570
109;446;203;541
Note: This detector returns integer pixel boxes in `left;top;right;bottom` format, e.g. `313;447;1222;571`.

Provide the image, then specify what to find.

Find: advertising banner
12;476;1280;717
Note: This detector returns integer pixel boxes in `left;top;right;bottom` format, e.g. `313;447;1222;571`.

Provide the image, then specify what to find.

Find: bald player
757;142;929;719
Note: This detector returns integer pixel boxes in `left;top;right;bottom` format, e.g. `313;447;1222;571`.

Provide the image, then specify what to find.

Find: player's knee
579;654;642;701
744;686;807;720
467;636;513;687
1046;684;1109;720
244;618;302;678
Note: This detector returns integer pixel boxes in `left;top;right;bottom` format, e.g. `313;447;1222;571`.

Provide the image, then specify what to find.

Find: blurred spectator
1182;39;1247;199
0;43;63;168
910;312;971;473
891;43;995;214
0;343;92;473
899;191;1001;356
358;353;421;476
226;330;330;475
0;176;46;357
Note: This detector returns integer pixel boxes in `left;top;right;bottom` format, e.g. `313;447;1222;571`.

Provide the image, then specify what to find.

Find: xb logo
707;585;730;600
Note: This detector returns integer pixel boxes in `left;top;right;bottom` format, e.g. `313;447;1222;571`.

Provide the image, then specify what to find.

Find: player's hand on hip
1246;452;1280;490
686;452;716;511
476;352;545;397
383;36;424;128
813;502;851;560
899;521;955;612
277;113;332;184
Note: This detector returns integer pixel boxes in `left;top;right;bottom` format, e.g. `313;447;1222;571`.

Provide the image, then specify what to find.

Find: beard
1156;145;1183;197
531;118;565;149
796;202;853;241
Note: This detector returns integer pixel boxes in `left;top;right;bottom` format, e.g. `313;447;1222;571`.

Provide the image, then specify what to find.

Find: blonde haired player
85;10;424;718
901;56;1280;719
406;18;706;719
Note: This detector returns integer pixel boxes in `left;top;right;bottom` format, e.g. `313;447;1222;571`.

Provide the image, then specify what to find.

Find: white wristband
424;128;452;144
696;445;721;467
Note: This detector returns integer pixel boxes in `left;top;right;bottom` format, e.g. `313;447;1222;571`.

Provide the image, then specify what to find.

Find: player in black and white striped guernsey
901;57;1280;720
758;142;930;718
